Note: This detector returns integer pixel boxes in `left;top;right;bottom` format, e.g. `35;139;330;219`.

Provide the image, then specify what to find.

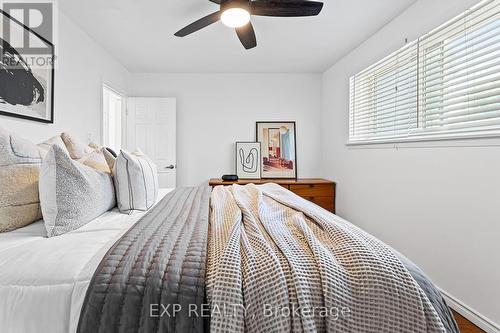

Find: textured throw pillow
0;127;43;166
88;142;101;150
39;145;116;237
105;147;118;158
59;133;111;173
113;149;158;213
61;132;93;159
38;135;70;157
0;128;43;232
102;147;116;171
77;149;111;173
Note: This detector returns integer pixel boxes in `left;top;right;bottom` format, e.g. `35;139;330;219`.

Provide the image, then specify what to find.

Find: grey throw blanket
78;185;211;333
208;184;454;333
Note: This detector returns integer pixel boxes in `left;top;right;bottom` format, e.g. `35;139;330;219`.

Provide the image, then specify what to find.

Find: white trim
439;288;500;333
102;84;126;149
101;80;127;146
346;128;500;146
102;82;127;98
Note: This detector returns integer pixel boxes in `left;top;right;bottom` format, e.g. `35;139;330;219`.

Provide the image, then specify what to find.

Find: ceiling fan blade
174;11;221;37
236;22;257;49
250;0;323;17
208;0;221;4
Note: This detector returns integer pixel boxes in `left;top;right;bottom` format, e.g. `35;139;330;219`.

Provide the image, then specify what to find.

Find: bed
0;189;173;333
0;184;459;333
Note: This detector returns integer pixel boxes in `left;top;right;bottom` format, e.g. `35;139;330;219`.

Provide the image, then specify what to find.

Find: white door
125;98;176;188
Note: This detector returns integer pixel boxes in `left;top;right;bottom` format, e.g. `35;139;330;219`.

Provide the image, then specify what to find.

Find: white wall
0;11;130;144
131;73;322;187
2;0;498;327
321;0;500;328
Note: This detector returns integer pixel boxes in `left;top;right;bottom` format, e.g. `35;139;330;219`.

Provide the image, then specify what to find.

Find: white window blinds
350;42;418;142
349;0;500;143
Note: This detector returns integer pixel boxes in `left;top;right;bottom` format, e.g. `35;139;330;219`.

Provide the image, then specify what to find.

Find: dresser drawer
208;178;336;213
289;184;334;197
302;196;334;212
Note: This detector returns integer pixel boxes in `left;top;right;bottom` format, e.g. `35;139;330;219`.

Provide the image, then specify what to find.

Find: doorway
125;97;177;188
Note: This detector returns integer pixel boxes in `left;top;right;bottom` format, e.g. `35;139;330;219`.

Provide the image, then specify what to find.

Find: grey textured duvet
78;185;211;333
78;184;458;333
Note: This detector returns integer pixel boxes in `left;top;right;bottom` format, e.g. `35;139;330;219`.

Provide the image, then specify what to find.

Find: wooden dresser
208;178;336;213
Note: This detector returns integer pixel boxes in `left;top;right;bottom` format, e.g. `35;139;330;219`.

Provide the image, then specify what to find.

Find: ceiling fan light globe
221;8;250;28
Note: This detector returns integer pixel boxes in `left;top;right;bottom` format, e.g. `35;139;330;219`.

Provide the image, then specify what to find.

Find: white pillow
113;150;158;213
39;145;116;237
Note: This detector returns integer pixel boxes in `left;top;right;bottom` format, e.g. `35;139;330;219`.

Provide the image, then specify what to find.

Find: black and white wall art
0;9;54;123
236;142;261;179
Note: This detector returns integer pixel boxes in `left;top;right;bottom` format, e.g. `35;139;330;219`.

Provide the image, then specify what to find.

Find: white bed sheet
0;189;173;333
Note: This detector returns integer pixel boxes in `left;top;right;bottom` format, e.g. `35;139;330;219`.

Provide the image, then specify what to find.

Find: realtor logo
1;1;54;54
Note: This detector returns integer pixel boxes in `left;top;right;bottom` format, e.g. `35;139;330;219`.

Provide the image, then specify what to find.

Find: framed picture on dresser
256;121;297;179
236;142;261;179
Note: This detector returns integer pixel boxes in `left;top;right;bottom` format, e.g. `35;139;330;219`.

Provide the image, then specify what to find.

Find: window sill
346;131;500;148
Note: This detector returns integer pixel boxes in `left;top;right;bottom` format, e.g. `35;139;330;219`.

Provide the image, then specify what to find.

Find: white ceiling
59;0;417;73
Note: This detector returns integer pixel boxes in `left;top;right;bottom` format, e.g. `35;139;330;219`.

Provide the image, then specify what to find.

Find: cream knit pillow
0;128;43;232
38;135;70;157
60;133;110;173
61;132;93;159
77;149;111;173
102;147;116;171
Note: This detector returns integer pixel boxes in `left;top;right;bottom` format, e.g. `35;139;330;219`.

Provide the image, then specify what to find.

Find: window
102;85;124;152
350;42;418;141
349;0;500;143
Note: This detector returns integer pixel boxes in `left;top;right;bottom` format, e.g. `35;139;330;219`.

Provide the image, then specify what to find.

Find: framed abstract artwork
256;121;297;179
0;9;55;123
236;142;261;179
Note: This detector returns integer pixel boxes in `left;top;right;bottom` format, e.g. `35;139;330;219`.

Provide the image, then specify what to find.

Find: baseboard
439;288;500;333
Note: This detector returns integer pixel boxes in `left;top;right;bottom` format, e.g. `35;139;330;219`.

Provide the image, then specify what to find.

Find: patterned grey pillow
39;145;116;237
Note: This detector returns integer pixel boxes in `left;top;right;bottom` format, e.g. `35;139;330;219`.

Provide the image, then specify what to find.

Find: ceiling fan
174;0;324;49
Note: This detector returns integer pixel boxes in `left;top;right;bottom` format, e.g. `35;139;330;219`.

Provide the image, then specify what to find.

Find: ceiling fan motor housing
221;0;250;12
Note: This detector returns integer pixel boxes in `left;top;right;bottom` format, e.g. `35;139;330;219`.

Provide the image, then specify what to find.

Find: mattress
0;188;173;333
